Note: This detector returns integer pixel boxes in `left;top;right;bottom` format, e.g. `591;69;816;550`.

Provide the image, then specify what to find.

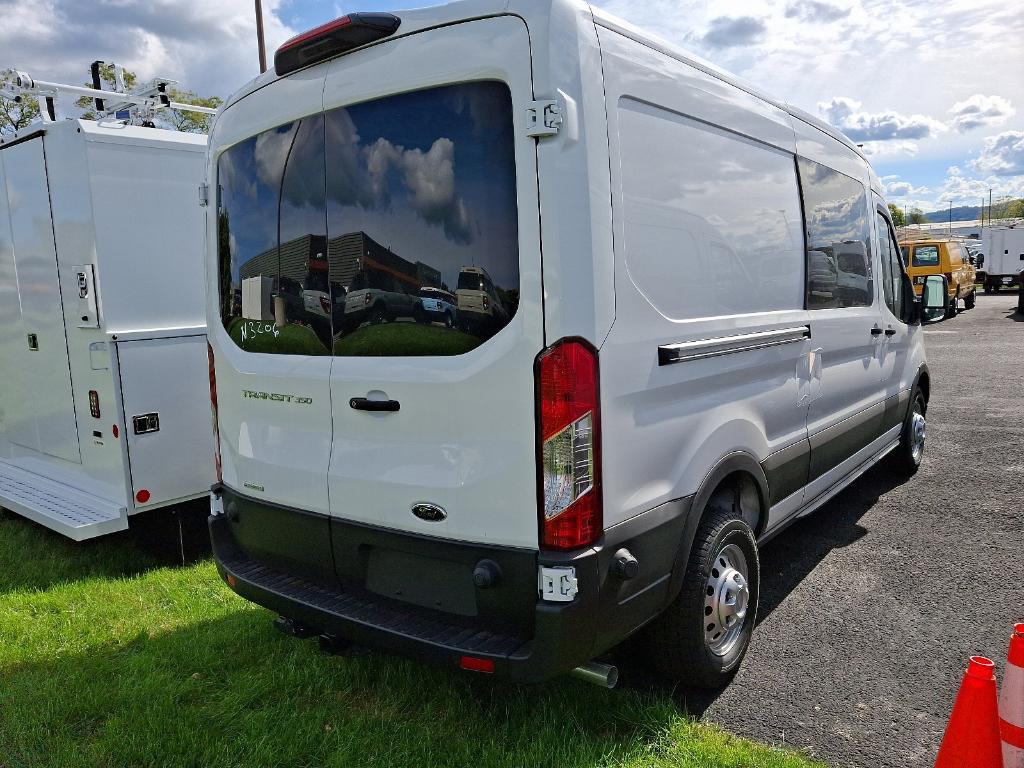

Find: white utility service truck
0;69;216;541
979;226;1024;292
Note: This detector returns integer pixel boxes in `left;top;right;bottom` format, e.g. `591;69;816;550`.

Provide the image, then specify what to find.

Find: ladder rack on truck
0;66;216;541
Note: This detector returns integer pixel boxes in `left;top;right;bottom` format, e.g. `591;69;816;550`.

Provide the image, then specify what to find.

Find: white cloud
784;1;851;23
818;96;947;144
859;140;919;157
882;177;930;198
0;0;296;108
971;131;1024;177
949;94;1016;132
701;16;767;48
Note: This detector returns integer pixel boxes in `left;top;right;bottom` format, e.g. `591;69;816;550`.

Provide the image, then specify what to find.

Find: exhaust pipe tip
570;661;619;689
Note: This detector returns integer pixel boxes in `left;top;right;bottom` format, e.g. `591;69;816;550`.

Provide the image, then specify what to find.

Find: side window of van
798;158;872;309
797;158;873;309
875;211;904;320
217;116;332;355
616;101;805;320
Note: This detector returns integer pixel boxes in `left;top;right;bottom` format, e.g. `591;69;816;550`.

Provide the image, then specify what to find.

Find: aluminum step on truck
0;113;214;540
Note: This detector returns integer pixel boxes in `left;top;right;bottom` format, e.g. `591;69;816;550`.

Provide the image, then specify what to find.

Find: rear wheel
644;503;760;688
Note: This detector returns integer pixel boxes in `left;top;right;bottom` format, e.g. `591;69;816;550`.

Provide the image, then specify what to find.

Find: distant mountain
919;199;1024;223
922;205;982;223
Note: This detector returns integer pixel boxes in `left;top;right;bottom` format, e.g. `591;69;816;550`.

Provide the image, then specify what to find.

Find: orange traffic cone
1000;624;1024;768
935;656;1005;768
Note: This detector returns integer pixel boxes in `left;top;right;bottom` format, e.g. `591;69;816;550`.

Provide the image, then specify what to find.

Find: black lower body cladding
210;486;693;682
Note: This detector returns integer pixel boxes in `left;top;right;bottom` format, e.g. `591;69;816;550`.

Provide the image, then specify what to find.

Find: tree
888;203;906;227
0;72;41;135
164;88;223;134
908;207;927;225
996;198;1024;219
77;64;220;134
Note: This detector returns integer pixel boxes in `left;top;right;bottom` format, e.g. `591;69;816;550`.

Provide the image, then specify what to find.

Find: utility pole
255;0;267;74
948;200;952;236
988;188;993;227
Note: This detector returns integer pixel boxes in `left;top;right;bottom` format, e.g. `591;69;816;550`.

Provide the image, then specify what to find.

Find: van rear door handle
870;327;883;336
884;328;897;336
349;397;400;412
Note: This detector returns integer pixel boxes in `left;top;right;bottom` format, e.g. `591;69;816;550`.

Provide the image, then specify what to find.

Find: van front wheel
645;506;759;688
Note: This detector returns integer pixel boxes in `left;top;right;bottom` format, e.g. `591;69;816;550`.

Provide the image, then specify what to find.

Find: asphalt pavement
671;292;1023;767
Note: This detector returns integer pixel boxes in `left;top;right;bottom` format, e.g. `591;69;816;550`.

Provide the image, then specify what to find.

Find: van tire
645;506;759;688
945;295;957;318
887;386;927;476
964;290;976;310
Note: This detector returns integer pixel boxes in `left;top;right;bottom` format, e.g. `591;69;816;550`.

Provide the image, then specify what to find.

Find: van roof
222;0;863;161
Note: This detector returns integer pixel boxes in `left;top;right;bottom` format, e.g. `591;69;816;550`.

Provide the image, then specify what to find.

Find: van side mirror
921;275;947;323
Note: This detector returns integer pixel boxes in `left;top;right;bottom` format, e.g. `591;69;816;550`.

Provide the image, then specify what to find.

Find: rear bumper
210;486;691;683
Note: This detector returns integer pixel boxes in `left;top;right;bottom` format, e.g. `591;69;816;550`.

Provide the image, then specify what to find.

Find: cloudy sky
2;0;1021;215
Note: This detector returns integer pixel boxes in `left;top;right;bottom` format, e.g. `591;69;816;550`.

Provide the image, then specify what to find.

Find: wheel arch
664;452;769;606
913;364;930;405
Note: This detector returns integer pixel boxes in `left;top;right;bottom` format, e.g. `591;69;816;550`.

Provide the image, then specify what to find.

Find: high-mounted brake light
535;339;602;551
208;342;222;485
274;13;401;76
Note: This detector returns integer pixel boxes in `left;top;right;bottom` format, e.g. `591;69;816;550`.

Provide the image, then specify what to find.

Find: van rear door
321;17;543;549
211;70;336;521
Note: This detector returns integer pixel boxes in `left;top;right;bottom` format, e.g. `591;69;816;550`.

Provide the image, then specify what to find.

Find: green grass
334;322;479;356
0;512;822;768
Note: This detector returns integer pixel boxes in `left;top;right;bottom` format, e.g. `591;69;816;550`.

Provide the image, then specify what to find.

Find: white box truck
979;226;1024;292
0;115;215;541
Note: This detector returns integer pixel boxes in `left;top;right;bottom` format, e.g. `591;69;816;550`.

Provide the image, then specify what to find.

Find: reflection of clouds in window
325;112;474;245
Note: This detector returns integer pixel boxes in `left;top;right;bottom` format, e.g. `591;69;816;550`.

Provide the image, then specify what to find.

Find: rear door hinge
198;182;209;207
526;99;562;138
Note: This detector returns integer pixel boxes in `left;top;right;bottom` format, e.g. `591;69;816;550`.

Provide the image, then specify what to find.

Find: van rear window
217;81;519;356
912;246;940;267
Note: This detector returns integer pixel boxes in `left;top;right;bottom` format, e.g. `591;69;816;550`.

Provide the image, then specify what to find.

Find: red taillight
208;342;222;485
319;295;331;314
274;13;401;76
535;338;601;551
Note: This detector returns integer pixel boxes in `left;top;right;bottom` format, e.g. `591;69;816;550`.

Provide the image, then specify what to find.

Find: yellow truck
899;239;977;318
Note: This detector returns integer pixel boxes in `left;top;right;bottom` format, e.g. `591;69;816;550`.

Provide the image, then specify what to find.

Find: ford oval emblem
411;503;447;522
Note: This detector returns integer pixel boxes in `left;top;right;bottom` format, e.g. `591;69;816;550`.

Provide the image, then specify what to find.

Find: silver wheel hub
910;408;926;462
704;543;750;656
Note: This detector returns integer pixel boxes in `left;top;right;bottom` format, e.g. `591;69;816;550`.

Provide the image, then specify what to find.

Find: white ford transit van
206;0;930;688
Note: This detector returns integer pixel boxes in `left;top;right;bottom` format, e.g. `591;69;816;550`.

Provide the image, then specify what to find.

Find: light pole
948;200;952;236
255;0;267;74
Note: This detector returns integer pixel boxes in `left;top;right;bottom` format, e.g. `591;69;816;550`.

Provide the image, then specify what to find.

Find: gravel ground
685;292;1023;767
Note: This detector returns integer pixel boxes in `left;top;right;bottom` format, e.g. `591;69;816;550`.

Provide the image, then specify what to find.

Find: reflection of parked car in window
416;287;458;328
835;243;871;306
456;266;508;331
807;249;837;301
344;264;420;327
899;238;976;317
